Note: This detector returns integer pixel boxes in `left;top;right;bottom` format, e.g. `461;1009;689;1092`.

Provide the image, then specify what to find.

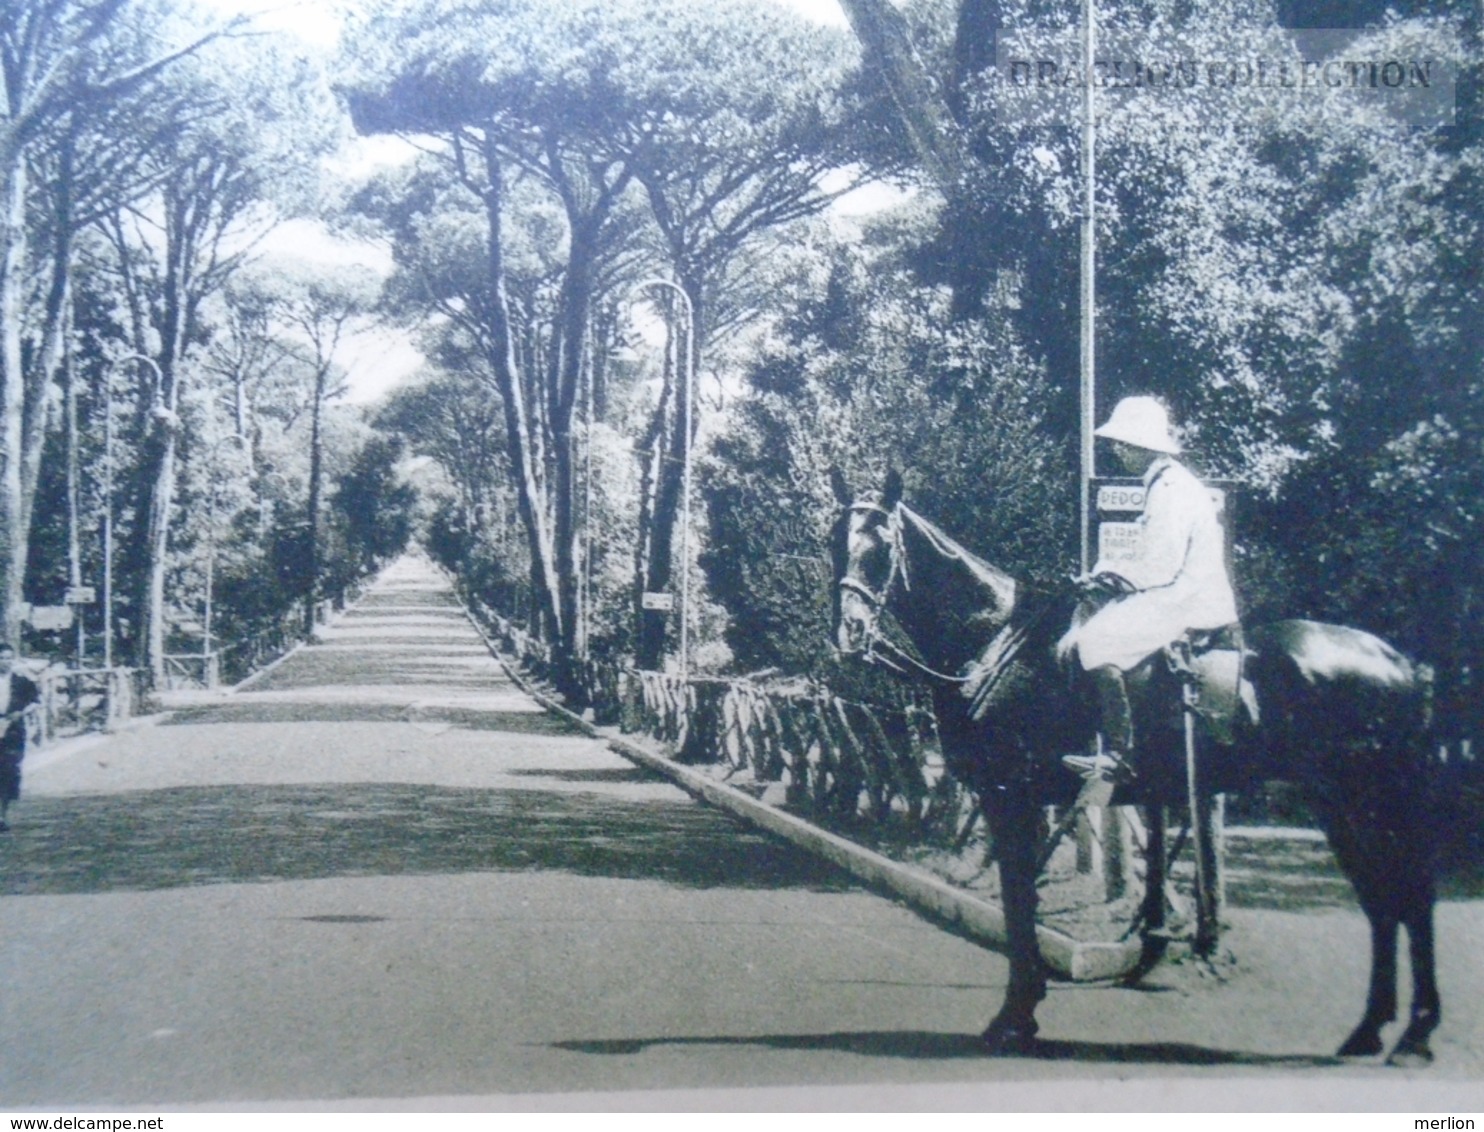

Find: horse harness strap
864;628;970;685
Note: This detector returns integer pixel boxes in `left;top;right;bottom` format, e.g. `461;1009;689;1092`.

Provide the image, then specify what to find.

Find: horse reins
839;503;970;686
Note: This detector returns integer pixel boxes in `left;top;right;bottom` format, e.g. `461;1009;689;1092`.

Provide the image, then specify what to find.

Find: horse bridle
838;502;968;685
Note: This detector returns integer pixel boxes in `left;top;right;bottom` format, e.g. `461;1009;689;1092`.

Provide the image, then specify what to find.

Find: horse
829;468;1441;1066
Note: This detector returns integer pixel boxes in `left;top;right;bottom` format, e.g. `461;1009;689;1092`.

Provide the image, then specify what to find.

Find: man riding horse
1058;396;1239;783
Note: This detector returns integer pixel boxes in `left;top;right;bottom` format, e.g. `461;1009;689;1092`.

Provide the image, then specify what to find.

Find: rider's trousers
1092;664;1134;755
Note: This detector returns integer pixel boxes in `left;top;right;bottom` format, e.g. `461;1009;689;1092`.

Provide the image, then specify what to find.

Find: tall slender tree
97;36;335;680
0;0;239;645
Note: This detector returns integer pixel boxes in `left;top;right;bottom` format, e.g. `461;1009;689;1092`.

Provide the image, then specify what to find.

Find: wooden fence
623;668;967;839
163;578;371;691
455;592;973;845
26;666;142;746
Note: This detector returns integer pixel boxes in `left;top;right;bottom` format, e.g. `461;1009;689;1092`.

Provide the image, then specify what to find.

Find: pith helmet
1094;396;1181;455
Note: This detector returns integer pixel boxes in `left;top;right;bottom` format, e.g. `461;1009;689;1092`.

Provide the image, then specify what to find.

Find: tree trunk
0;163;28;646
139;410;178;684
548;215;602;701
132;193;193;685
305;365;326;635
835;0;972;194
21;144;78;604
0;147;75;647
634;278;702;671
476;138;564;665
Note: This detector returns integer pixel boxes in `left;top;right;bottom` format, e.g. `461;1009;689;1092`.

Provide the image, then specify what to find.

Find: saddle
1163;624;1258;746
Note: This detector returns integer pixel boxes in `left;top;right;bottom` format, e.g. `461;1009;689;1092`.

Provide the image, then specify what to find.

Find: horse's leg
981;789;1047;1054
1324;810;1399;1058
1382;744;1443;1068
1337;905;1400;1057
1388;895;1440;1067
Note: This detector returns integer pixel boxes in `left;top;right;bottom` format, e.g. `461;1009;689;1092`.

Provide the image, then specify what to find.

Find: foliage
329;435;416;582
840;0;1483;738
701;215;1073;675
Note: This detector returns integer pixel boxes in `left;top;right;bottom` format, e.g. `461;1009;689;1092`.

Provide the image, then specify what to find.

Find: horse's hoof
981;1017;1039;1057
1386;1040;1434;1069
1337;1029;1384;1058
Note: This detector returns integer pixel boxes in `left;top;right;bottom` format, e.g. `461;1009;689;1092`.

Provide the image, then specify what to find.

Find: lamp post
101;353;162;670
633;278;695;681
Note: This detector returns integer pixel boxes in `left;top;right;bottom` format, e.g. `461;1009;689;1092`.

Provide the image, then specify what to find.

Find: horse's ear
883;466;903;509
829;467;852;506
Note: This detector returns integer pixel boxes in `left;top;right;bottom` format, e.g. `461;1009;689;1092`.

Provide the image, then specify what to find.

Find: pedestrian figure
0;643;41;832
1058;396;1239;782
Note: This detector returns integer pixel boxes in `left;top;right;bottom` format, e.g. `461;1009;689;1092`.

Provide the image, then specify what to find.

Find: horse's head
829;467;903;657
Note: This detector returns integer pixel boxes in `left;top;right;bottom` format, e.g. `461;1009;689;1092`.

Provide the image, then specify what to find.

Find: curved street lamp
632;278;696;682
100;353;163;670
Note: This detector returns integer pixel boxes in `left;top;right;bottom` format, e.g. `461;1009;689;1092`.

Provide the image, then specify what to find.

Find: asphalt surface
1;555;1479;1110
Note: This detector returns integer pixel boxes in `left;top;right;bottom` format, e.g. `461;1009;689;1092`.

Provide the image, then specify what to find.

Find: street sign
1097;483;1148;513
27;605;74;631
1097;521;1144;566
1095;480;1231;569
641;591;674;612
65;585;96;604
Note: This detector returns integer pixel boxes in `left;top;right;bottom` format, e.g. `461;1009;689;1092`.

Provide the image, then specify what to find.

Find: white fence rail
26;666;139;746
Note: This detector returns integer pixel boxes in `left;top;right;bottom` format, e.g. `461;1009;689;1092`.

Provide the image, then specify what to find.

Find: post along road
1;555;1480;1108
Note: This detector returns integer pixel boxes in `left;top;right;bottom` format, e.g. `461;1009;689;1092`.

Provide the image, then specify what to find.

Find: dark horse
830;469;1440;1066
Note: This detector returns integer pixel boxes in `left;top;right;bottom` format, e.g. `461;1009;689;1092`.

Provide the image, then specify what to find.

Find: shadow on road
551;1031;1342;1068
507;767;661;784
162;702;585;733
0;784;856;896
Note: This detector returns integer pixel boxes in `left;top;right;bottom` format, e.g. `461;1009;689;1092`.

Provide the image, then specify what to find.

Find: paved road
2;556;1479;1108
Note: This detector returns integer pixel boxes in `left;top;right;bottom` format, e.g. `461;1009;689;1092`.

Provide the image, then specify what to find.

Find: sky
231;0;847;45
218;0;859;403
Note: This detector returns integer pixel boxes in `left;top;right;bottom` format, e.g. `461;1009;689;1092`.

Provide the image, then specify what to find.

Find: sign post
1079;0;1098;574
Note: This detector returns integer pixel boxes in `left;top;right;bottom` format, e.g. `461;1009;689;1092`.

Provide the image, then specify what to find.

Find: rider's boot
1062;664;1135;783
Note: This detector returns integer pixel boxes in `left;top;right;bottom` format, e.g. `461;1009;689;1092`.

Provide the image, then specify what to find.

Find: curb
457;609;1142;982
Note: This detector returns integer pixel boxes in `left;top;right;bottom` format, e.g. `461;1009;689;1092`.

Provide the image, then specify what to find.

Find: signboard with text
1097;521;1145;566
641;592;674;612
1093;477;1232;571
27;605;74;631
1096;483;1148;513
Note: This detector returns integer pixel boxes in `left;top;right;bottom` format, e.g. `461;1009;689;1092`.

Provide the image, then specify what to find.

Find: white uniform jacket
1066;456;1239;672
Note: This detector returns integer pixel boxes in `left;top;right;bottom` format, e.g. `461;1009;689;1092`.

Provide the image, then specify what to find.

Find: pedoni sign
1096;482;1230;566
1097;484;1147;513
641;591;674;612
1097;481;1227;515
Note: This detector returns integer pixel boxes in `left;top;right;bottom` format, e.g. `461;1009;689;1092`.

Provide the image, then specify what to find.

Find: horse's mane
893;504;1085;722
896;504;1018;621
